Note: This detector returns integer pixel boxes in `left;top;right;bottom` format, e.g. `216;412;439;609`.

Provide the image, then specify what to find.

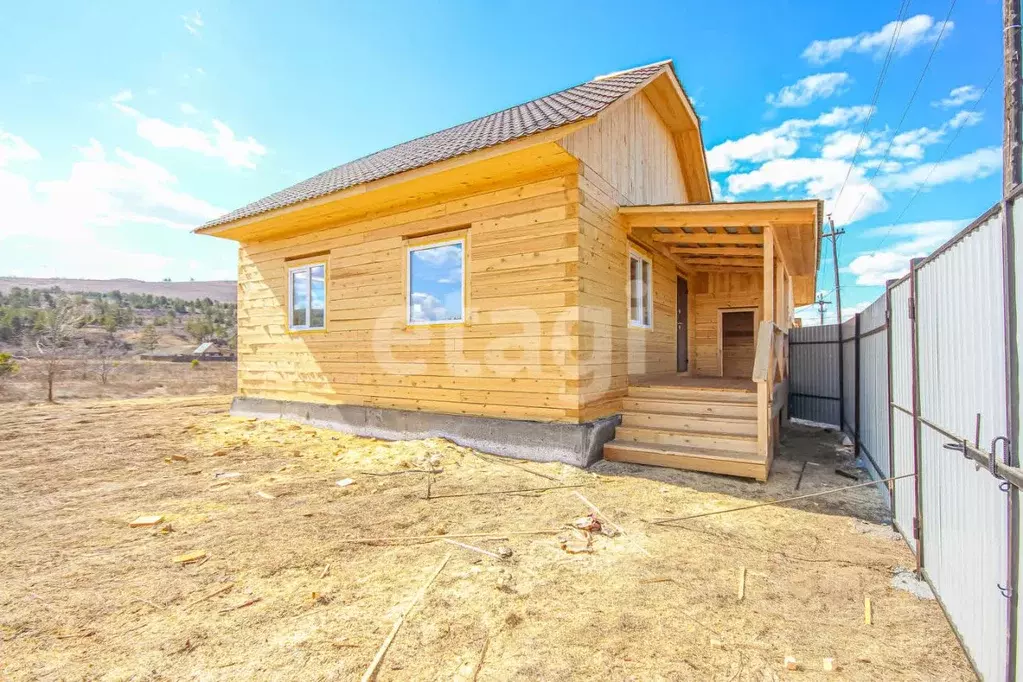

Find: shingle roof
200;61;672;229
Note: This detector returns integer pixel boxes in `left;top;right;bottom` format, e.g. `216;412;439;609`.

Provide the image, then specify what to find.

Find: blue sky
0;1;1004;323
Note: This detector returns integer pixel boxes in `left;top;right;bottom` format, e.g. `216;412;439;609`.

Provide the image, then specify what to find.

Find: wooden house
196;61;820;481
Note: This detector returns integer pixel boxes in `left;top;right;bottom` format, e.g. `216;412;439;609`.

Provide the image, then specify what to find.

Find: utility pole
821;216;845;326
1006;0;1022;193
814;294;832;327
1002;3;1022;681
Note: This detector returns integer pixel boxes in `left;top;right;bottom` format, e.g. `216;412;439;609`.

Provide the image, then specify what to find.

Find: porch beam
653;233;764;245
670;246;765;256
678;257;764;268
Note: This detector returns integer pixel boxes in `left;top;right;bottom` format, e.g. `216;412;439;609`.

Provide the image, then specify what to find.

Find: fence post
854;312;861;460
909;257;925;575
885;280;896;512
1001;192;1020;681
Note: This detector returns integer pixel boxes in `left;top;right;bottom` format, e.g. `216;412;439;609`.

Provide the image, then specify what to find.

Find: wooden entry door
676;276;688;372
720;310;756;378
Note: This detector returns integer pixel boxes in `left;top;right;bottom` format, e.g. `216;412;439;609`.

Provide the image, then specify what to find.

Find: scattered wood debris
214;472;241;479
172;550;207;565
443;538;505;560
784;655;799;671
336;478;354;488
864;596;872;625
737;566;746;601
255;491;275;500
185;583;233;609
361;553;451;682
219;597;261;613
170;454;189;463
129;515;164;528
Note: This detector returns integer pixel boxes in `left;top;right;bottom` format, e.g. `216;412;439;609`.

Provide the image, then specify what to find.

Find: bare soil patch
0;396;971;680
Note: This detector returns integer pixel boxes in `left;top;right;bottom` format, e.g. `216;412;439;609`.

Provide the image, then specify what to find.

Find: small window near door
629;251;653;328
289;263;326;330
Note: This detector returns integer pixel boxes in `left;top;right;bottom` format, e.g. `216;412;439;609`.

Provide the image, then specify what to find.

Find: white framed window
288;263;326;330
629;250;653;328
407;238;465;325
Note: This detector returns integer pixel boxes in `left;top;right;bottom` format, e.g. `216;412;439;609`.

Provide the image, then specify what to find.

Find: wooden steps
602;381;768;481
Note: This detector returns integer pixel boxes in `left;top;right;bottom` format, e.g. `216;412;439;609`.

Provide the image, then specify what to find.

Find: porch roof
619;199;822;305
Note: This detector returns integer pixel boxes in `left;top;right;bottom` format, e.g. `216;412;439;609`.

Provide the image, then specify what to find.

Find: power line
845;0;959;222
831;0;913;210
872;66;999;252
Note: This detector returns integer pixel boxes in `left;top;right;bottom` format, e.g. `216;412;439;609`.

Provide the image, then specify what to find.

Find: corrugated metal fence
789;201;1021;680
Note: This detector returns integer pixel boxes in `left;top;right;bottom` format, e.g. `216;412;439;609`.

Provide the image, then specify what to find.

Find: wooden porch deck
602;373;768;480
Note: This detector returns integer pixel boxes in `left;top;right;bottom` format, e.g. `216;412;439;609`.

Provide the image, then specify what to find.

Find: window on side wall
289;263;326;330
629;250;653;328
407;238;465;325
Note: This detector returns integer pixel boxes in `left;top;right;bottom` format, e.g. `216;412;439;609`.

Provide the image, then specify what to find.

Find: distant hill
0;278;237;304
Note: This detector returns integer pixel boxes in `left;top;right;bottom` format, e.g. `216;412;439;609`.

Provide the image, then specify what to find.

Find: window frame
405;231;469;327
287;261;327;332
628;249;654;329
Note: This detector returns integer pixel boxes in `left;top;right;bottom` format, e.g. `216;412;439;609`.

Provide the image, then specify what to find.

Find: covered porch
604;200;822;480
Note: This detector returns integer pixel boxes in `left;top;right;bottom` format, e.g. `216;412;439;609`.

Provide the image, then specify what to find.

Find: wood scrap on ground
219;597;261;613
185;582;233;609
428;483;585;500
339;529;563;544
172;550;207;565
129;515;164;527
361;553;452;682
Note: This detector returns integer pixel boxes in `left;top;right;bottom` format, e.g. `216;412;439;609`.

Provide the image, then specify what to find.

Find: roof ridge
592;59;673;82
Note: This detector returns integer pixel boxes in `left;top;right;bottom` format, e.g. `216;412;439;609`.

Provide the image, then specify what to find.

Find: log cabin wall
560;91;690;421
690;271;764;377
235;154;594;424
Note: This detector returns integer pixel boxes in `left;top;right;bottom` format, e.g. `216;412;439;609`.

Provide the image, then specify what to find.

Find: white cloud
766;73;850;108
410;292;450;322
706;105;873;172
179;102;198;115
726;156;887;226
182;11;203;36
889;126;945;160
803;14;953;65
707;130;799;173
933;85;983;109
111;89;133;103
847;219;967;285
821;130;878;159
114;100;267;169
877;146;1002;191
0;134;224;245
0;131;41;166
948;110;983;129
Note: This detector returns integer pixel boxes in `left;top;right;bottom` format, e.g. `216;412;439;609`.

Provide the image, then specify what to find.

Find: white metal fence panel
859;296;890;478
915;211;1009;681
889;278;917;549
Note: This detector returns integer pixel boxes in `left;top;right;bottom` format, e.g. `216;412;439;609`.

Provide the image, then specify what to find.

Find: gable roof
199;61;704;231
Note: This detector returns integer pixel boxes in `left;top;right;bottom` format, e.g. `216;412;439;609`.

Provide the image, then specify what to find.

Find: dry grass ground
0;395;972;680
0;358;235;403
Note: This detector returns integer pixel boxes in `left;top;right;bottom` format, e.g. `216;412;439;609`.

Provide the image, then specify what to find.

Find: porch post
758;228;776;464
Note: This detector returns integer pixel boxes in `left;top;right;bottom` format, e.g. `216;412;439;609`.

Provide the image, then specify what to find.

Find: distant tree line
0;286;236;347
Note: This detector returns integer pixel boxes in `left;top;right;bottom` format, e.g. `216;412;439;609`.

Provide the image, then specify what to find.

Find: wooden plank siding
562;90;691;421
690;272;764;377
236;162;597;424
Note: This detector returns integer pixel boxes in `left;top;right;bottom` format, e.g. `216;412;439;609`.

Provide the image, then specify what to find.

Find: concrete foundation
230;397;620;468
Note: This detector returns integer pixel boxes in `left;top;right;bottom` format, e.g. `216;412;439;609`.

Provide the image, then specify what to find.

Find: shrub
0;352;19;386
191;358;200;369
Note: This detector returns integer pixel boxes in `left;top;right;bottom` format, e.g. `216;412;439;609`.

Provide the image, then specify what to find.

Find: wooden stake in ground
737;566;746;601
361;553;452;682
864;596;872;625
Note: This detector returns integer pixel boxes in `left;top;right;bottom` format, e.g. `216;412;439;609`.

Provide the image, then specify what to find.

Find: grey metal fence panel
914;210;1009;681
841;317;856;434
789;324;840;426
889;278;916;551
858;296;890;479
